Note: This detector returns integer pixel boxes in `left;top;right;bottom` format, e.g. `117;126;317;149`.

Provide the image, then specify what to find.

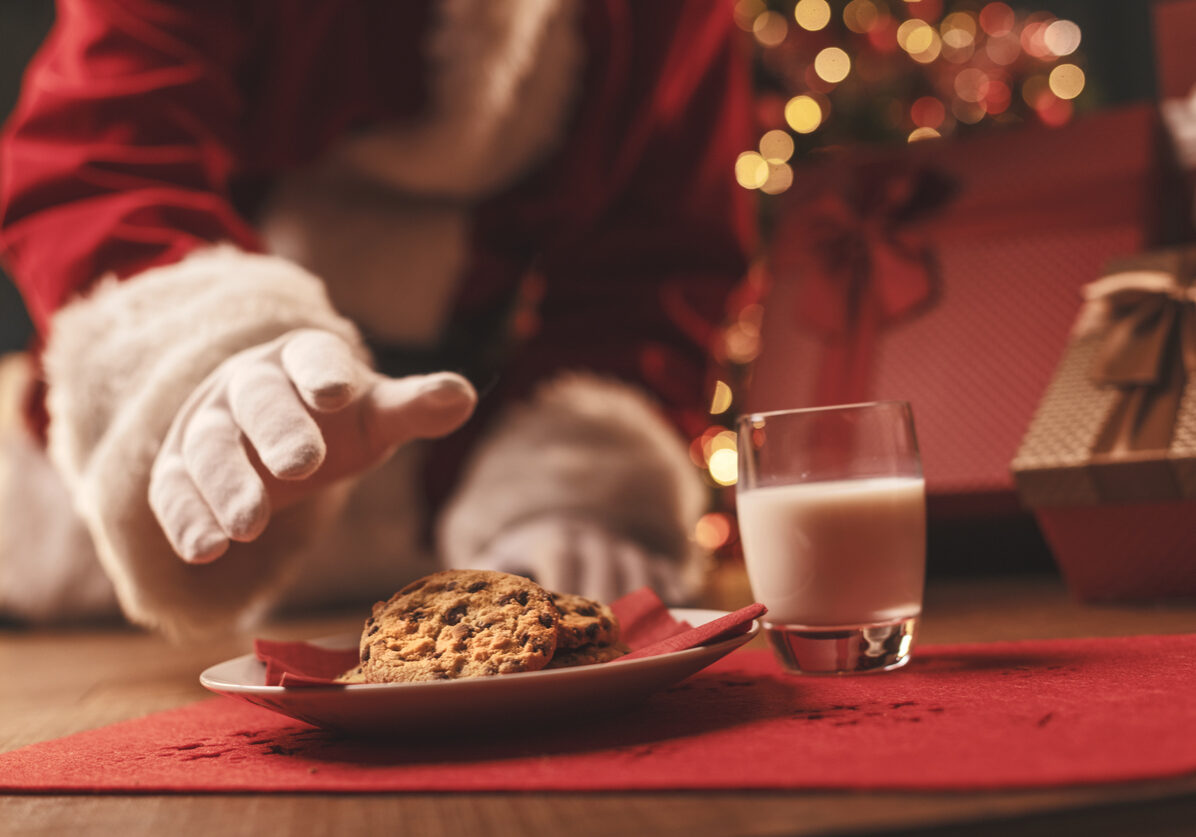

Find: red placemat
3;634;1195;792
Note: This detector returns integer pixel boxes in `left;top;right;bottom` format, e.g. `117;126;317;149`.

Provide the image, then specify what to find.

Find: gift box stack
748;103;1192;576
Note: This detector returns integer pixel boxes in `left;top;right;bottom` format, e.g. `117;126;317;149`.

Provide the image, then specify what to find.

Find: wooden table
3;570;1196;837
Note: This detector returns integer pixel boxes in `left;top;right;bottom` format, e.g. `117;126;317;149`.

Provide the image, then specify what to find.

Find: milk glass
736;402;926;674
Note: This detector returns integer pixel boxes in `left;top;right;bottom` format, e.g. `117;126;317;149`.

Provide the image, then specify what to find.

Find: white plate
200;608;759;736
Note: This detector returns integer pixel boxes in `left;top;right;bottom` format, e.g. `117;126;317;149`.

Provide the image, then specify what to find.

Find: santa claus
0;0;754;637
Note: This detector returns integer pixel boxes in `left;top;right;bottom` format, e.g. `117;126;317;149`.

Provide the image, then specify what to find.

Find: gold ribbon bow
1078;260;1196;457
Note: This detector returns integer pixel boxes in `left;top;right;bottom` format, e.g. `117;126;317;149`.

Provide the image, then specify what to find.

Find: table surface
3;568;1196;837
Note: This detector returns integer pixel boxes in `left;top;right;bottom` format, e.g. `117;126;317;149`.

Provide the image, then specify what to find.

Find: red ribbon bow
779;165;955;405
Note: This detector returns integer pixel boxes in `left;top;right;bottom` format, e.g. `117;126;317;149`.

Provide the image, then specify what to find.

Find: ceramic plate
200;608;759;736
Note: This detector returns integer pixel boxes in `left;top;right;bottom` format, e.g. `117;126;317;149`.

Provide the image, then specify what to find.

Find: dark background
0;0;1165;352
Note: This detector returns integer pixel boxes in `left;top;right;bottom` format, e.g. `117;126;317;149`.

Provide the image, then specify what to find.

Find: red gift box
748;106;1186;548
1013;246;1196;600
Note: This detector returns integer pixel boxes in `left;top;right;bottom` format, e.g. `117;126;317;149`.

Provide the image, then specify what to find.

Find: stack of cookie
338;570;628;684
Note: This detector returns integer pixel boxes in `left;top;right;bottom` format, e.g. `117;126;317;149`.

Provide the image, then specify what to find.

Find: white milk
736;476;926;627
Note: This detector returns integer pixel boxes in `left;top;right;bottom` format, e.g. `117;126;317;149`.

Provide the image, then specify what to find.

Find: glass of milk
735;401;926;674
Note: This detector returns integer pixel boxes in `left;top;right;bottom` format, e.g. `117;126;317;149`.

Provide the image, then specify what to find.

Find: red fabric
253;589;766;687
753;105;1175;506
0;0;753;447
3;634;1196;792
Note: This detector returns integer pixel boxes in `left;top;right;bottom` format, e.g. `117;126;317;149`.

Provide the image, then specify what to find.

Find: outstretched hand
149;329;476;563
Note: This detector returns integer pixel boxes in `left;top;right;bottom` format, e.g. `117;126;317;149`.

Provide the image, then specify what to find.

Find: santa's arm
439;3;755;602
0;1;359;635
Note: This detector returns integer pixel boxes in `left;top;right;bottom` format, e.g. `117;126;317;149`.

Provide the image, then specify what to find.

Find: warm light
985;33;1021;66
735;152;769;189
759;129;795;162
978;2;1015;37
909;30;942;64
784;94;823;133
951;98;987;124
1049;63;1085;100
709;380;733;415
708;448;739;486
814;47;851;84
954;68;991;103
1021;18;1054;59
752;10;789;47
941;11;977;42
794;0;831;31
908;127;941;142
897;19;933;53
843;0;881;34
723;320;761;363
985;79;1012;114
760;162;794;195
733;0;766;31
694;513;733;550
910;96;946;128
1044;19;1081;56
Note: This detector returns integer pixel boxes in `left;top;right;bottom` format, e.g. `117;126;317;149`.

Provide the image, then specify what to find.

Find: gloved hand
465;514;690;604
149;329;476;564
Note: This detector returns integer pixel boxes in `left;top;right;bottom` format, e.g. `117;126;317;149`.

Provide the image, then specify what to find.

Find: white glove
149;328;476;564
466;515;689;604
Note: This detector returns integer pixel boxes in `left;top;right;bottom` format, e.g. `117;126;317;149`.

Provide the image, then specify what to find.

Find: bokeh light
694;512;733;551
843;0;882;34
1049;63;1085;100
735;151;769;189
954;68;991;103
709;380;733;415
708;448;739;486
814;47;852;83
753;10;789;47
784;94;824;133
760;162;794;195
985;33;1021;65
910;96;946;128
978;2;1015;37
908;127;941;142
794;0;831;31
733;0;766;31
1044;19;1081;56
759;128;795;162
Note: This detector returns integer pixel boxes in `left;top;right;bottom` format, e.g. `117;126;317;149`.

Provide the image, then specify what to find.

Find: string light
813;47;851;83
784;94;823;133
794;0;831;31
1049;63;1085;100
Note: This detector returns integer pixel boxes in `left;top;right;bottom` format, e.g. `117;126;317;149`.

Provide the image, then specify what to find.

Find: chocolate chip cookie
550;591;620;649
358;570;560;683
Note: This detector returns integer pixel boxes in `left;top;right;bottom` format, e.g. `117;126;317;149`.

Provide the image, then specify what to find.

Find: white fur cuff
42;246;362;635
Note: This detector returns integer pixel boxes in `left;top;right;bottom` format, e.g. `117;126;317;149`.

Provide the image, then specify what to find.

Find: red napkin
3;634;1196;793
256;588;765;687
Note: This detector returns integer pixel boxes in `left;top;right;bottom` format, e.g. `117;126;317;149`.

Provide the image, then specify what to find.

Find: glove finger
228;361;326;479
364;372;476;450
182;408;271;542
280;329;363;412
149;454;229;564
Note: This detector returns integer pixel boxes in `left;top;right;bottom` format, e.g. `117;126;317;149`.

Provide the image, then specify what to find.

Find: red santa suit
0;0;753;636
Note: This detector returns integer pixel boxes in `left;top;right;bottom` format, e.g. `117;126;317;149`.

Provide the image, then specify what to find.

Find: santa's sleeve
439;3;755;595
0;0;358;636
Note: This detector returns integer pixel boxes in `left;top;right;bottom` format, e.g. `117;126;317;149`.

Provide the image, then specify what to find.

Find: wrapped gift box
749;106;1188;548
1013;247;1196;601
